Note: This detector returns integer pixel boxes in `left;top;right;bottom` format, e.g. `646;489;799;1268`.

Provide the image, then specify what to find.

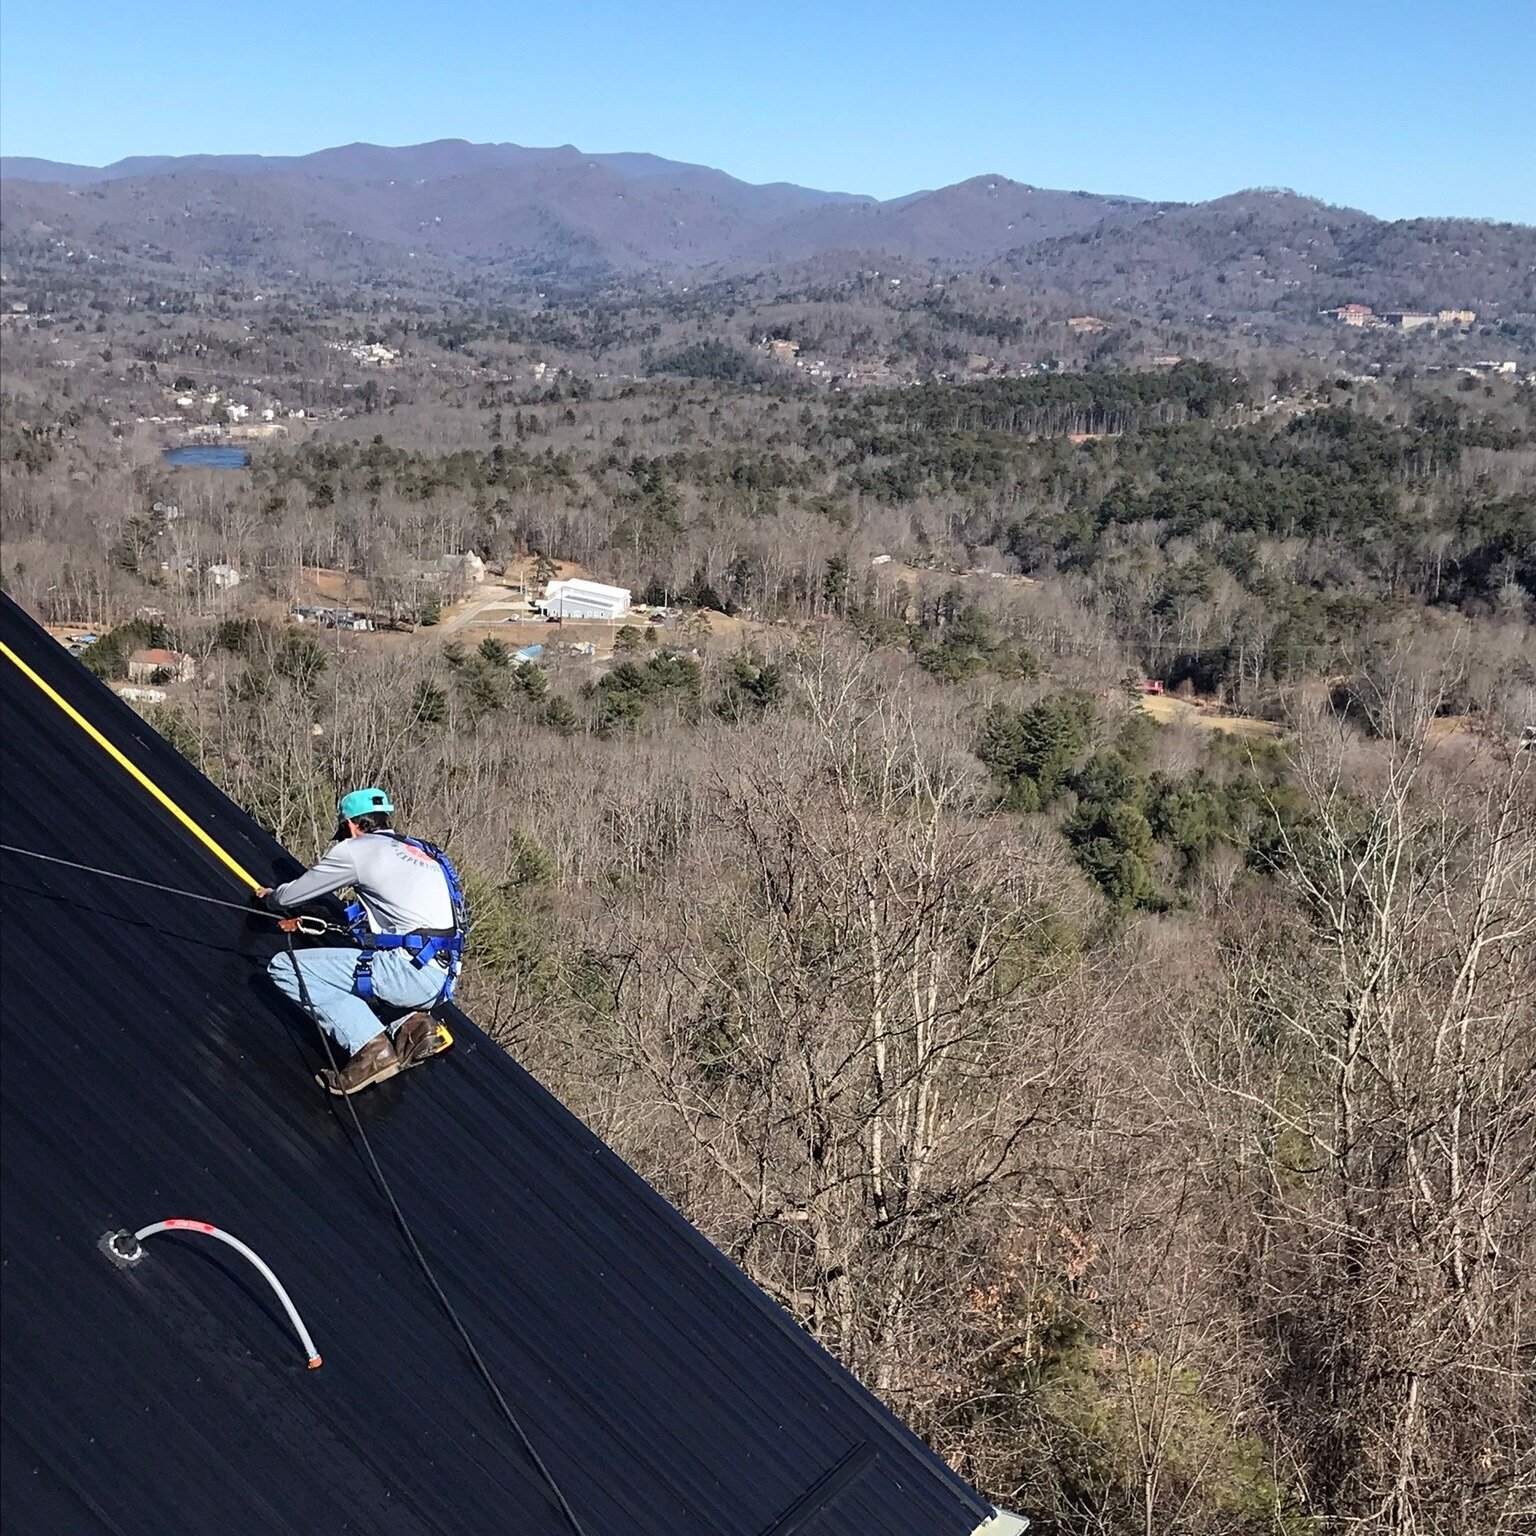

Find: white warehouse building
539;578;632;620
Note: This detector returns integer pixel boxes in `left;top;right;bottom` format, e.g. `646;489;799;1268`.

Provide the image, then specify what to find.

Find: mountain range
3;139;1531;317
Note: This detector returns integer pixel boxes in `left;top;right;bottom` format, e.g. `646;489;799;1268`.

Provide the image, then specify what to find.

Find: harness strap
346;835;467;1005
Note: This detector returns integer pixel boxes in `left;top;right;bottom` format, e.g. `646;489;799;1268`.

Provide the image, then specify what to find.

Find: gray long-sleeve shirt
271;833;454;936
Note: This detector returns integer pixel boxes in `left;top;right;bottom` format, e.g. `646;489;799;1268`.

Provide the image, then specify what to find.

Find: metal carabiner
276;913;334;938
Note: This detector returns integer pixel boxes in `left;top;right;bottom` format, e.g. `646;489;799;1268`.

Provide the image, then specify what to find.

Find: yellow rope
0;639;259;891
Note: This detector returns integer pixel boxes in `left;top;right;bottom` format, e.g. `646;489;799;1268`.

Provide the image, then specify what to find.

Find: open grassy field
1139;692;1282;738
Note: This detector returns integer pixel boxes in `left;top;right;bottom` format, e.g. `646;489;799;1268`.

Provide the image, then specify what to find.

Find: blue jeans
268;946;447;1055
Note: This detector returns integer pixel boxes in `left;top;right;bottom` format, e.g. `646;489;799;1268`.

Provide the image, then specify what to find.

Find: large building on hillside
1384;310;1436;332
538;578;632;621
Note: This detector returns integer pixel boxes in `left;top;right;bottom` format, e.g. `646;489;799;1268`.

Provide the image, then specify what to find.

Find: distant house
537;578;632;621
439;551;486;585
1437;309;1476;328
1384;311;1435;332
127;649;195;685
1138;678;1165;695
1331;303;1375;326
208;564;241;590
1067;315;1108;334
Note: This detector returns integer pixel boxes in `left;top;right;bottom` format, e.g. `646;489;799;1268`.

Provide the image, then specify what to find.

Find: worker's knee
269;946;360;997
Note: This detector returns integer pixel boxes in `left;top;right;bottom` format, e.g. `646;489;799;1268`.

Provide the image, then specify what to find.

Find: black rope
280;936;591;1536
0;845;347;936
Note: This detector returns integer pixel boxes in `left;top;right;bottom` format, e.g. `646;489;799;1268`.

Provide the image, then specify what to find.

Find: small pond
163;445;251;469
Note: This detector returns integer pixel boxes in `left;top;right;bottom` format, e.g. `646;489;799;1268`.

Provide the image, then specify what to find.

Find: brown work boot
321;1033;402;1096
394;1012;454;1067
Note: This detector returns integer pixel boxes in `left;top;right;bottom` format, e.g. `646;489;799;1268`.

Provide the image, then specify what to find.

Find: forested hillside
1009;190;1536;324
5;140;1533;336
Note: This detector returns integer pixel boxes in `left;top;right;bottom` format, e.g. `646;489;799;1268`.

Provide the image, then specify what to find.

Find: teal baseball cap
338;786;395;821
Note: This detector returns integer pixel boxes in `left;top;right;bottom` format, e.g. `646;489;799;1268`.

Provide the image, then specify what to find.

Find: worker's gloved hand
251;886;286;913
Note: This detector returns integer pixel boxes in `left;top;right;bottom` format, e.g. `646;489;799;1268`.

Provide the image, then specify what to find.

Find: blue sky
2;1;1531;221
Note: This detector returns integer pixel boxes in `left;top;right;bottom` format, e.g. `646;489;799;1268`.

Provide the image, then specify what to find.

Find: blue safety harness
344;834;467;1006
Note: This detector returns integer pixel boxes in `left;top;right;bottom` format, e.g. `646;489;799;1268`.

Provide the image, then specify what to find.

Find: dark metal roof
0;595;994;1536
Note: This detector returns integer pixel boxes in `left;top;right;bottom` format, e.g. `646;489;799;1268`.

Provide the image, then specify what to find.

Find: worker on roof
256;787;466;1095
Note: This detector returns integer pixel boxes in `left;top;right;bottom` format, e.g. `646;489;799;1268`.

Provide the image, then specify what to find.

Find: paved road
440;583;525;634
